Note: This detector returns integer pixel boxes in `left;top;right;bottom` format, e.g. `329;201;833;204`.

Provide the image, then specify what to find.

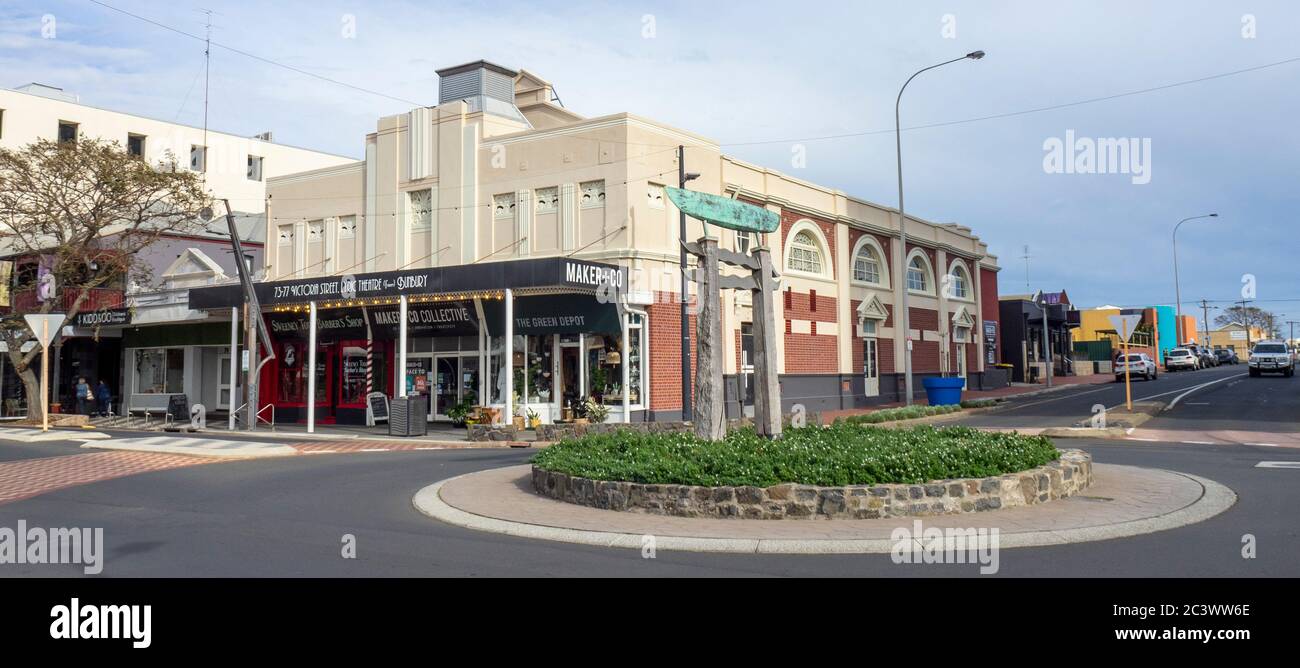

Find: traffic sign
23;314;66;347
1108;314;1142;342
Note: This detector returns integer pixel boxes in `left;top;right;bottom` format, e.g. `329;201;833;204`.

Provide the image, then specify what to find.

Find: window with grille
854;244;881;284
787;230;823;274
907;255;930;292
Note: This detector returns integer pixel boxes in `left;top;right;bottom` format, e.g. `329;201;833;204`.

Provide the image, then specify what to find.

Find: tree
0;137;210;421
1214;305;1276;337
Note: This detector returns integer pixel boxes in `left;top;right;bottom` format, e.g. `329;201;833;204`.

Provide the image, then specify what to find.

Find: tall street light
1172;213;1217;345
895;50;984;406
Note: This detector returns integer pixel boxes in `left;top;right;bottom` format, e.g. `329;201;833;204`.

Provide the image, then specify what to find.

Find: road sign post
23;313;66;432
1108;314;1142;411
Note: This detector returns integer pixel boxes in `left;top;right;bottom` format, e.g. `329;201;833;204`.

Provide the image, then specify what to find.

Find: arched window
852;239;885;285
906;252;933;293
946;262;971;300
787;230;824;274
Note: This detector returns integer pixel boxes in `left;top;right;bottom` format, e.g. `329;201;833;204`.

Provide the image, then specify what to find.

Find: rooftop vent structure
435;60;529;125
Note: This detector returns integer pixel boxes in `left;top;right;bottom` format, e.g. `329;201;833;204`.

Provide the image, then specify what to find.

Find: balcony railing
6;288;125;314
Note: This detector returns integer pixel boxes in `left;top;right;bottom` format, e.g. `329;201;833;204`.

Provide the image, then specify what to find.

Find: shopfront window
134;348;184;394
341;346;367;406
522;335;554;404
276;341;329;405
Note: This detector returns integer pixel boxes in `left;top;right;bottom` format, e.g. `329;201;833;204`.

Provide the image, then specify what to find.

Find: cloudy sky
3;0;1297;325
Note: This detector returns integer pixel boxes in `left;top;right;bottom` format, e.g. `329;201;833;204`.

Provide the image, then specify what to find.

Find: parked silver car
1165;348;1198;371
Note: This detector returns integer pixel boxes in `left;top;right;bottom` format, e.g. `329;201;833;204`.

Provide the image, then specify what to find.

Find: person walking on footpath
75;377;91;415
95;379;112;418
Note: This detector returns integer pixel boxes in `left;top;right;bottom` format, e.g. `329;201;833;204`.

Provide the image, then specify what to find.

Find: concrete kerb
412;467;1236;554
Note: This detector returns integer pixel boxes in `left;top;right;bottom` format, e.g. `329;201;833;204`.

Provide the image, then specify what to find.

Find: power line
719;54;1300;147
86;0;1300;153
88;0;427;108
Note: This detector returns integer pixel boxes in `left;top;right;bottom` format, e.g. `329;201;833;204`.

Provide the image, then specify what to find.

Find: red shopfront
261;303;475;425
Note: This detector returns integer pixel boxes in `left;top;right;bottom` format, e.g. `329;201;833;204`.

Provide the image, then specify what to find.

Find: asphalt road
954;364;1249;429
0;362;1296;577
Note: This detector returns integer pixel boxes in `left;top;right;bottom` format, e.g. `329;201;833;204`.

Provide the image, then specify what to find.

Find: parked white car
1164;348;1198;371
1248;341;1295;377
1115;353;1157;381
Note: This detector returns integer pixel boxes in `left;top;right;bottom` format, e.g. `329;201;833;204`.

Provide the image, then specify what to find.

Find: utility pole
1287;320;1298;349
1198;299;1216;350
1237;299;1253;352
1021;245;1031;291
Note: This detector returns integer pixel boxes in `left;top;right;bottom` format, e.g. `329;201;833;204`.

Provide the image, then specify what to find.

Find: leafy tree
0;137;210;421
1214;305;1276;338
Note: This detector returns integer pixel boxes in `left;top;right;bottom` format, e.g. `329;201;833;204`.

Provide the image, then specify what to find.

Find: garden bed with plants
530;424;1089;519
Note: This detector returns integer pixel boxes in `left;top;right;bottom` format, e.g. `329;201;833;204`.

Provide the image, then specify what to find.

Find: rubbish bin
921;377;965;406
389;395;429;437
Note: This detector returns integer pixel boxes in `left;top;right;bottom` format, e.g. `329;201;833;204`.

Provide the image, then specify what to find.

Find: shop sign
484;294;621;335
74;308;132;328
190;258;625;309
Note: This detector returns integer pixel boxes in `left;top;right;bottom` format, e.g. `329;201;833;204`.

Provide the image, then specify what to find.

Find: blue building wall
1153;304;1176;363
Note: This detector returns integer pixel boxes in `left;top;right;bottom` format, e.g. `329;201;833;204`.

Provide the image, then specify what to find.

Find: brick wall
980;267;1000;364
647;292;696;411
784;332;839;373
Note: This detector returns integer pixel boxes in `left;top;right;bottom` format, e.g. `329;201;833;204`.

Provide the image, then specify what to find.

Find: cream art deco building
187;60;1003;426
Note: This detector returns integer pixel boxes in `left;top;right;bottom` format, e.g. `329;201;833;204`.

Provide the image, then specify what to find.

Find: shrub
960;398;999;409
531;424;1060;487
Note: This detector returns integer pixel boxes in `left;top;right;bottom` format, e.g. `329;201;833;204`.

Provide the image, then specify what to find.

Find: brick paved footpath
0;451;219;505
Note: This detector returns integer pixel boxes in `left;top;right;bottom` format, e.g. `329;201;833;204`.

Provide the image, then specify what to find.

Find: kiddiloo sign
188;258;624;310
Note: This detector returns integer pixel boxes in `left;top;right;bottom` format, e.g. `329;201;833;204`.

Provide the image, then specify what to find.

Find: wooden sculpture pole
694;236;726;441
751;246;782;439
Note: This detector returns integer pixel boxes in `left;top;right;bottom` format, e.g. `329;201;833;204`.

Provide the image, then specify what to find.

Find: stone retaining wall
534;411;824;442
531;449;1093;520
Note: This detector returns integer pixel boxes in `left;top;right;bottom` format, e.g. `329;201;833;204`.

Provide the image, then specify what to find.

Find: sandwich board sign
23;313;66;432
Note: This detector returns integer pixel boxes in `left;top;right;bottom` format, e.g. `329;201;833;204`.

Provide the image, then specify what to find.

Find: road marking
1140;372;1248;411
415;447;440;450
1184;441;1216;445
304;450;337;454
1246;443;1280;448
1183;402;1210;405
1255;461;1300;468
1127;437;1159;442
359;448;389;452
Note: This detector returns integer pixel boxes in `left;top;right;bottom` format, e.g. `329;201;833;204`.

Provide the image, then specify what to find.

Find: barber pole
363;307;373;394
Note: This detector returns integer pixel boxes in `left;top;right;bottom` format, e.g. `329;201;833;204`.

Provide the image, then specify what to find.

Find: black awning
482;294;621;336
188;257;624;310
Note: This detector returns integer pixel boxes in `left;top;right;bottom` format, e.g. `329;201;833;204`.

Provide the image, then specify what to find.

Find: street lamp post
895;50;984;405
1172;213;1217;344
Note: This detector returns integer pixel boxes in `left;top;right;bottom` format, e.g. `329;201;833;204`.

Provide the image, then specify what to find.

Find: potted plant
512;396;526;430
584;399;610;425
447;400;472;428
526;407;541;430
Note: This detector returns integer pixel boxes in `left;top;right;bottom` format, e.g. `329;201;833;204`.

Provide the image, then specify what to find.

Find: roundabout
413;461;1236;554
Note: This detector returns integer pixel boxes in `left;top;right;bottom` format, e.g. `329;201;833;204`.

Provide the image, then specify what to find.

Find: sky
2;0;1298;329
